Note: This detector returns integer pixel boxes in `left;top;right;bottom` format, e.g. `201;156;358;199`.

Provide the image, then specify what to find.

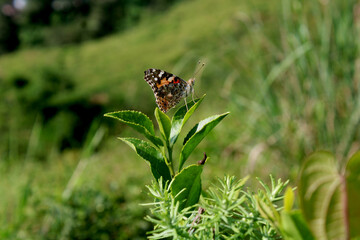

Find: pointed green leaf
178;112;229;170
299;151;347;240
280;210;315;240
154;108;171;143
183;124;197;145
169;95;205;146
284;187;295;212
345;151;360;238
256;194;281;225
105;111;163;147
171;164;203;210
119;137;171;182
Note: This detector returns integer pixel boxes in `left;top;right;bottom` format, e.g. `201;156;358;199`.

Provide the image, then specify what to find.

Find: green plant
22;187;151;240
144;175;288;239
106;93;360;239
298;151;360;239
105;95;228;209
223;0;360;176
257;151;360;240
41;188;140;240
105;98;297;238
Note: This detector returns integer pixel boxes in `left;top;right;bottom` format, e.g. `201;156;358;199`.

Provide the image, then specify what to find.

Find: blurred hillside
0;0;250;163
0;0;179;54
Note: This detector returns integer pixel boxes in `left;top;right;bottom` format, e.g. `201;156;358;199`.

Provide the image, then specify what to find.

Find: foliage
105;95;228;176
2;64;107;161
142;147;360;239
56;189;151;240
346;152;360;238
145;175;288;239
224;0;360;175
1;0;360;238
298;152;347;239
4;187;151;240
0;0;238;163
258;151;360;240
105;96;229;210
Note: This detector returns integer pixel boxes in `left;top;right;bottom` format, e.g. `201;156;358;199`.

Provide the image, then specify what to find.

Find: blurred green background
1;0;360;238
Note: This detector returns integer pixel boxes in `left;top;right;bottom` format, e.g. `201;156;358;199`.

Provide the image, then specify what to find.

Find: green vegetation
105;95;228;209
0;0;180;53
1;0;360;238
106;96;359;239
145;175;287;239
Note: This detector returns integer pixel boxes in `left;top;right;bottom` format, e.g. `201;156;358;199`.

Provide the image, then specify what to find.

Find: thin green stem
162;146;175;177
167;145;175;178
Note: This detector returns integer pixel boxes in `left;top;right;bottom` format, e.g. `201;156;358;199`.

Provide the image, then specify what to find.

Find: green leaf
119;137;171;182
171;164;203;210
154;108;171;143
256;194;280;225
105;110;163;147
345;151;360;238
178;112;229;171
169;95;205;146
284;187;295;212
299;151;347;240
280;210;315;240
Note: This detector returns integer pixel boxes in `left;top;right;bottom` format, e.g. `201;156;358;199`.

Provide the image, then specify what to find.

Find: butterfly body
144;68;194;113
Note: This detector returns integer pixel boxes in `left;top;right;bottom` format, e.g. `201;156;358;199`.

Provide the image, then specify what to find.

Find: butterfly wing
144;68;188;112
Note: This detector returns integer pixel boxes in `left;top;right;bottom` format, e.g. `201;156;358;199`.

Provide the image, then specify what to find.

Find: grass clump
222;0;360;176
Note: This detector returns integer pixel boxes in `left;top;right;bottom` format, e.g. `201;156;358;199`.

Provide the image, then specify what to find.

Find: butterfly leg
184;98;189;111
192;91;196;104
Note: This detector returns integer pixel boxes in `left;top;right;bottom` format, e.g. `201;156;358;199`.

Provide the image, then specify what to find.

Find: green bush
2;64;107;161
6;187;151;240
145;175;288;239
37;188;150;240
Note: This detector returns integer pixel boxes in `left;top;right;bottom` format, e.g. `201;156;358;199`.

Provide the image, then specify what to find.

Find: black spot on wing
144;69;189;112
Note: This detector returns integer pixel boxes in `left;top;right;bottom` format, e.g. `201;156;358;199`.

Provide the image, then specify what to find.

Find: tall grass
0;123;152;239
224;0;360;176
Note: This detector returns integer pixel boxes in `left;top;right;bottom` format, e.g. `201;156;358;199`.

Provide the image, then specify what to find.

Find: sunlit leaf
169;95;205;146
280;210;315;240
171;164;203;210
119;137;171;182
178;112;229;170
155;108;171;144
105;111;163;147
284;187;294;212
345;151;360;238
256;194;280;225
299;151;347;240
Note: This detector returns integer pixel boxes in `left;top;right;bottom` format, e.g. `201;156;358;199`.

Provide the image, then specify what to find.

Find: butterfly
144;68;197;113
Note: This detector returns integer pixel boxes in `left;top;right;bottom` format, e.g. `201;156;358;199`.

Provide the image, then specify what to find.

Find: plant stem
162;146;174;177
167;145;175;177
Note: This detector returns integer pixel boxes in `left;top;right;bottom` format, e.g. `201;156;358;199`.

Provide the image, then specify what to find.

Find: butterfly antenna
191;62;205;79
190;62;205;104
